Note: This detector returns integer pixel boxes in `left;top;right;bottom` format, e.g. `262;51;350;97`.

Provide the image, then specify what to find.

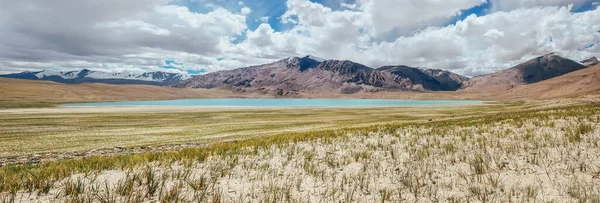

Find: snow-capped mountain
581;56;599;67
0;69;191;86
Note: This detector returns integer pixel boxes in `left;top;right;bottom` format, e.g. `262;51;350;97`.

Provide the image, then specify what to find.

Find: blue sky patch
186;69;207;75
573;1;599;13
447;2;489;26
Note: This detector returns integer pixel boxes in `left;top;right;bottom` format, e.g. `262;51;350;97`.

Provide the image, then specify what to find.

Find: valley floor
0;102;528;161
1;99;599;202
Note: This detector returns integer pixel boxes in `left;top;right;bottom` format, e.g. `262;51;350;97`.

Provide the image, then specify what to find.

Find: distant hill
175;55;468;96
498;63;600;99
0;77;240;108
0;69;190;86
460;53;586;92
581;56;599;67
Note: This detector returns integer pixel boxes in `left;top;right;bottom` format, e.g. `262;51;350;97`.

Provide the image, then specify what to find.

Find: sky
0;0;599;76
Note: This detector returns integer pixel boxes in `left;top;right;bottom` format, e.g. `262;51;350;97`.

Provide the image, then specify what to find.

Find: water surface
63;99;482;107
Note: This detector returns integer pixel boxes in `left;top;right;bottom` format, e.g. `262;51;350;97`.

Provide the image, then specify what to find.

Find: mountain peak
176;56;470;94
302;55;326;62
581;56;599;67
539;52;561;60
461;53;586;91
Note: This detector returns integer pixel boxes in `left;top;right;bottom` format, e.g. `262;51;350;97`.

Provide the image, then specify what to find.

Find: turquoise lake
63;99;482;107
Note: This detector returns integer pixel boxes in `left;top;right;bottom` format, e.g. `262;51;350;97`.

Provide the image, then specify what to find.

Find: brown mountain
493;63;600;99
581;56;599;67
460;53;586;92
378;66;468;91
175;56;468;96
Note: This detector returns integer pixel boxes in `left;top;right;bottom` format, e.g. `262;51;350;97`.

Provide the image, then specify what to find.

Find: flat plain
0;102;519;158
1;99;600;202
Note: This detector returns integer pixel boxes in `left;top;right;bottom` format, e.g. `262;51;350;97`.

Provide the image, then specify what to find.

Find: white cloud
241;7;252;15
98;20;172;36
0;0;599;78
282;0;333;27
0;1;248;73
365;5;600;75
258;16;270;23
234;1;600;76
360;0;487;38
483;29;505;39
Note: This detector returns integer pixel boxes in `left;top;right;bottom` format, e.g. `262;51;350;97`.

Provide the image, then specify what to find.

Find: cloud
98;20;172;36
0;0;247;73
258;16;270;23
483;29;505;39
236;1;600;76
0;0;599;78
360;0;488;38
366;5;600;75
241;7;252;15
489;0;596;12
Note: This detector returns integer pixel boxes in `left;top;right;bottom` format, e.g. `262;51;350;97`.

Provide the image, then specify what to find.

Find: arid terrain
1;0;600;202
1;100;599;202
0;78;244;108
1;56;600;202
2;74;600;202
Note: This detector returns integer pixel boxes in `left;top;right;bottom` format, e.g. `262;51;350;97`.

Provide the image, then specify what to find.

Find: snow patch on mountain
306;55;326;62
30;69;190;82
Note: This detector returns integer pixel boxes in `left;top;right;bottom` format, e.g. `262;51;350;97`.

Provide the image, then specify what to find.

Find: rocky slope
460;53;586;92
581;56;599;67
176;56;468;95
0;69;190;86
378;66;468;91
498;63;600;99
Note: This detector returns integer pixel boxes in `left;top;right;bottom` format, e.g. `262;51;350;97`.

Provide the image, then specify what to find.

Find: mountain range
1;53;598;97
460;53;587;91
581;56;599;67
0;69;190;86
174;55;468;96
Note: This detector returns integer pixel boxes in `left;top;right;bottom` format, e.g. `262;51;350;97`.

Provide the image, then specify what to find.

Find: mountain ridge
460;53;586;92
1;53;593;98
0;69;190;86
175;55;469;96
581;56;599;67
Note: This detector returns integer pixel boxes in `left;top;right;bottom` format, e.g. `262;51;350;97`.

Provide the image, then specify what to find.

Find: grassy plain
1;99;599;202
0;102;528;157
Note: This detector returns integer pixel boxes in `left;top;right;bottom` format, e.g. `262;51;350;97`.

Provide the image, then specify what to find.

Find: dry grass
0;101;536;158
1;101;599;202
